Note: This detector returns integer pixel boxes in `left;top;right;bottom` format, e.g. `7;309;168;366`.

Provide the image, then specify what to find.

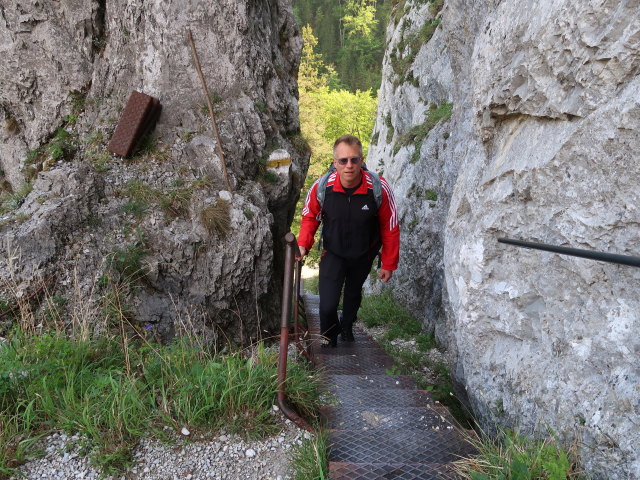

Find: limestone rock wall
366;0;639;477
0;0;308;343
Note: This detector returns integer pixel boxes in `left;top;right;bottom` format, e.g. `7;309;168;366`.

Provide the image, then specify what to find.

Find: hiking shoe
320;337;337;348
341;325;355;342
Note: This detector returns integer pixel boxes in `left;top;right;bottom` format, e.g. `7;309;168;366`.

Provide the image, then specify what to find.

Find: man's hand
296;246;307;261
379;269;393;283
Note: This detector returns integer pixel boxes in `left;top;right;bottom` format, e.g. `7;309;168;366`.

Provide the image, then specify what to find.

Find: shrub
47;128;78;162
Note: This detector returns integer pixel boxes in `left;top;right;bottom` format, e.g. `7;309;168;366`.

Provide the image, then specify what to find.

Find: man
297;134;400;347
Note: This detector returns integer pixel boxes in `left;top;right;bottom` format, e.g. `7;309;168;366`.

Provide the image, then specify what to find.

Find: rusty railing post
277;232;313;431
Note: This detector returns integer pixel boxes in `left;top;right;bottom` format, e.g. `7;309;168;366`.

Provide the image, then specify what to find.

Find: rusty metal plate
328;429;474;464
311;341;385;356
328;388;436;408
314;353;395;373
323;406;453;431
329;462;455;480
107;91;160;157
323;374;417;390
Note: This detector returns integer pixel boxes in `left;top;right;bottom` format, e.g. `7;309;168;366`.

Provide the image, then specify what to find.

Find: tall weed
290;428;329;480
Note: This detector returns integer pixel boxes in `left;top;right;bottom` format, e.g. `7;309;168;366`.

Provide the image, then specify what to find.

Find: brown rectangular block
108;91;160;157
133;96;162;153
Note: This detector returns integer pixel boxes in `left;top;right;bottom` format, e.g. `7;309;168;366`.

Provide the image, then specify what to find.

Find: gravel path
10;410;309;480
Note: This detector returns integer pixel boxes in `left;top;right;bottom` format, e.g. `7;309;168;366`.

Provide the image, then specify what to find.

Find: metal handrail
277;232;313;431
498;237;640;268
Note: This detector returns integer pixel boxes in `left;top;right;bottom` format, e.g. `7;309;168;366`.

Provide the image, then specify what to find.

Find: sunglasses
335;156;362;166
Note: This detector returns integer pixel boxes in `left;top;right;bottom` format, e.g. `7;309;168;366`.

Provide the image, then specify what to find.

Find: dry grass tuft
200;199;231;236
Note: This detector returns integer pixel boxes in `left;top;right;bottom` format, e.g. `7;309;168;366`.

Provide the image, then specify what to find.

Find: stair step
323;373;418;390
329;461;455;480
314;353;395;373
322;406;455;432
328;429;474;464
328;388;436;408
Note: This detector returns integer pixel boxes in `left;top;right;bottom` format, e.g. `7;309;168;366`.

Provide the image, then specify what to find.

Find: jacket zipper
346;194;351;251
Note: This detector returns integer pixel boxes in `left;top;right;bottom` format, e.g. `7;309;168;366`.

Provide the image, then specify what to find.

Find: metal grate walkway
303;294;475;479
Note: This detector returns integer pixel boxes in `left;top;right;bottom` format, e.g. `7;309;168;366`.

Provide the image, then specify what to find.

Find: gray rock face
367;0;639;477
0;0;308;344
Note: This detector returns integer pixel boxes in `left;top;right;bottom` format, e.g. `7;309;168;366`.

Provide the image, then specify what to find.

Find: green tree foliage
314;88;377;148
343;1;377;38
298;26;377;174
299;25;338;92
293;0;391;93
337;0;384;91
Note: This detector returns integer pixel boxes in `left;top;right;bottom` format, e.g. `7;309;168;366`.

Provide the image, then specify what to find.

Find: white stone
218;190;233;202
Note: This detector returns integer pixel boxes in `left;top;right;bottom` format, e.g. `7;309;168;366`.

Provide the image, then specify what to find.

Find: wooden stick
186;29;232;192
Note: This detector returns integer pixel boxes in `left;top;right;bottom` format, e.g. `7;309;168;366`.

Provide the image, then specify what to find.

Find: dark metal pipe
498;237;640;268
277;232;314;432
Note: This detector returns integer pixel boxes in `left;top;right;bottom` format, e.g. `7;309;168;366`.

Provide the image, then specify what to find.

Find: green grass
122;178;212;220
0;331;323;476
83;131;112;172
429;0;444;16
394;101;452;155
21;127;79;180
424;189;438;202
0;183;32;215
359;290;421;340
453;428;581;480
199;92;224;115
258;170;279;184
131;135;168;161
390;17;442;89
69;91;87;116
107;236;150;282
418;18;441;44
122;199;148;218
302;273;319;295
290;428;329;480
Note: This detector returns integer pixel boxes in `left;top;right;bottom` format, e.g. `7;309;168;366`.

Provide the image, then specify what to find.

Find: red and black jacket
299;171;400;270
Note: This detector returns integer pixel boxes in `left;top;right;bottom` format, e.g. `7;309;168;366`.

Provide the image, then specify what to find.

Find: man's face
333;142;363;188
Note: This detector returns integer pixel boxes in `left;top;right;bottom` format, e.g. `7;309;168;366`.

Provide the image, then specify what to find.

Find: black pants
318;250;375;341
